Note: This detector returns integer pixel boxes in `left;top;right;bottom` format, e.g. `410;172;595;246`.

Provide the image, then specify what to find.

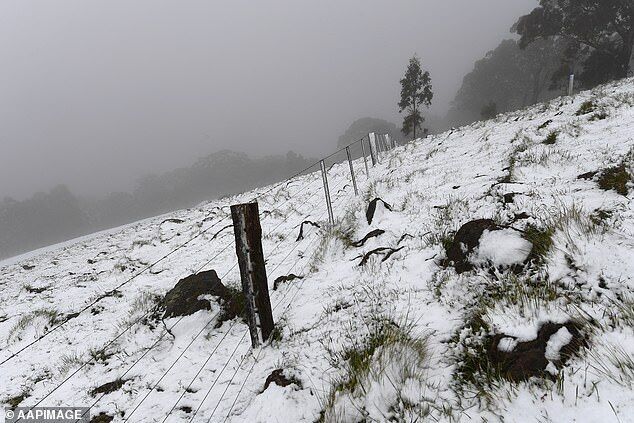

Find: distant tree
513;0;634;87
398;56;433;139
337;117;403;150
480;101;498;120
447;38;569;126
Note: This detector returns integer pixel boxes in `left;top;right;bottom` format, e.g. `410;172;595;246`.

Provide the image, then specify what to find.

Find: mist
1;0;536;200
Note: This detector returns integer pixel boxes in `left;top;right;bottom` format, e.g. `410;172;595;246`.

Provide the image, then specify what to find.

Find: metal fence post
568;74;575;96
320;160;335;225
230;202;274;348
361;138;370;177
345;146;359;196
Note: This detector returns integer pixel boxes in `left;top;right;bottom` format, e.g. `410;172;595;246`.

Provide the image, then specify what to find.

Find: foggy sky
1;0;536;200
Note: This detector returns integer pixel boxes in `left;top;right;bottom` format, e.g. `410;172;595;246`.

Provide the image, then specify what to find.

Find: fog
1;0;536;200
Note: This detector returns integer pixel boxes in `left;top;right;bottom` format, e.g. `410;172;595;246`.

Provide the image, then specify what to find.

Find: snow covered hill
1;78;634;423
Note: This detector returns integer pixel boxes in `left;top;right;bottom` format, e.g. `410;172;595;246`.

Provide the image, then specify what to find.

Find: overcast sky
0;0;536;200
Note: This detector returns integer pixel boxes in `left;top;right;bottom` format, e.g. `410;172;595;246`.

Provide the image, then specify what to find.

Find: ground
1;78;634;422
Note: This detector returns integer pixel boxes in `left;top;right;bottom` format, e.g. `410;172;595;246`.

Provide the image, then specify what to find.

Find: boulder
487;321;584;382
445;219;498;273
162;270;230;319
366;198;392;225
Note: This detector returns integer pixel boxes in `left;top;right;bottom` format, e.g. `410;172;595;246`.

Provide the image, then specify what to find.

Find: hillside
1;78;634;422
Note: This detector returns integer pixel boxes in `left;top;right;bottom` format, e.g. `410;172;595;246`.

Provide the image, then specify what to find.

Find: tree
398;56;433;139
513;1;634;87
447;38;570;127
480;101;498;120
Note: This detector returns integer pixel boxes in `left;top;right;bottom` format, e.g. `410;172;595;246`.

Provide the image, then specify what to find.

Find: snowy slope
1;78;634;423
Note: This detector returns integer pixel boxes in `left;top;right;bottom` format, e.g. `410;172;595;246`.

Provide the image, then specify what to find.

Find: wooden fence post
231;202;274;347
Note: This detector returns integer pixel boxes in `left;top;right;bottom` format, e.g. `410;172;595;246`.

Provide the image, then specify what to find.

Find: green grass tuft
543;131;558;145
598;163;631;196
576;101;596;115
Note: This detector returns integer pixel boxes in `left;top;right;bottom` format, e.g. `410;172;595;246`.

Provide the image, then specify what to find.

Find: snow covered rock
445;220;532;273
365;198;392;225
488;321;584;382
445;219;498;273
162;270;234;319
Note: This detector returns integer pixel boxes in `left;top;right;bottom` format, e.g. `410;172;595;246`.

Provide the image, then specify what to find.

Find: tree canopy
447;38;569;126
513;0;634;87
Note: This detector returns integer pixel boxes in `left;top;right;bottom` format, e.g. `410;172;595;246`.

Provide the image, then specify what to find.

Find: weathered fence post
568;74;575;96
320;160;335;225
368;132;379;165
361;138;370;177
230;202;274;348
345;146;359;196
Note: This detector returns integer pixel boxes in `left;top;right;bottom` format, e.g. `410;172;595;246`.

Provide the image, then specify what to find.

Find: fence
1;131;400;422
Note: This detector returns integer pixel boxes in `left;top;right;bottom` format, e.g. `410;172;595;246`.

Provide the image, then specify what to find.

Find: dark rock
273;274;303;290
538;119;552;130
90;379;128;397
21;264;35;271
296;220;321;241
445;219;499;274
263;369;302;391
162;270;230;319
487;321;585;382
503;193;516;204
351;229;385;247
90;413;114;423
577;171;598;180
366;198;392;225
358;246;404;266
513;212;531;222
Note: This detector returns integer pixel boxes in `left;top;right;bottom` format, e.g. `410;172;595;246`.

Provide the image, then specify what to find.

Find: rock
162;270;230;319
487;321;584;382
263;369;302;391
90;378;128;397
351;229;385;247
296;220;320;241
90;413;114;423
273;274;303;290
445;219;498;274
577;171;597;180
503;193;516;204
366;198;392;225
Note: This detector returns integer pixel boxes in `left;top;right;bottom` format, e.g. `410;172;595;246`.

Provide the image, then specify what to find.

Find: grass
309;213;357;273
523;224;555;266
598;163;631;196
4;391;29;409
543;131;558;145
576;100;596;116
8;308;62;342
319;316;430;422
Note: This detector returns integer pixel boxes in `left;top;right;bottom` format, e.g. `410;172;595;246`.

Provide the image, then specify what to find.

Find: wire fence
2;132;400;423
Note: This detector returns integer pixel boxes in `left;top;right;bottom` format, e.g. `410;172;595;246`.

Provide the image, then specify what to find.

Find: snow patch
472;229;532;267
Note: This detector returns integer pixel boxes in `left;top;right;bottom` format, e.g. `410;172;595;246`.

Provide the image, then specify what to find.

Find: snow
545;327;573;361
472;228;532;266
1;78;634;422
